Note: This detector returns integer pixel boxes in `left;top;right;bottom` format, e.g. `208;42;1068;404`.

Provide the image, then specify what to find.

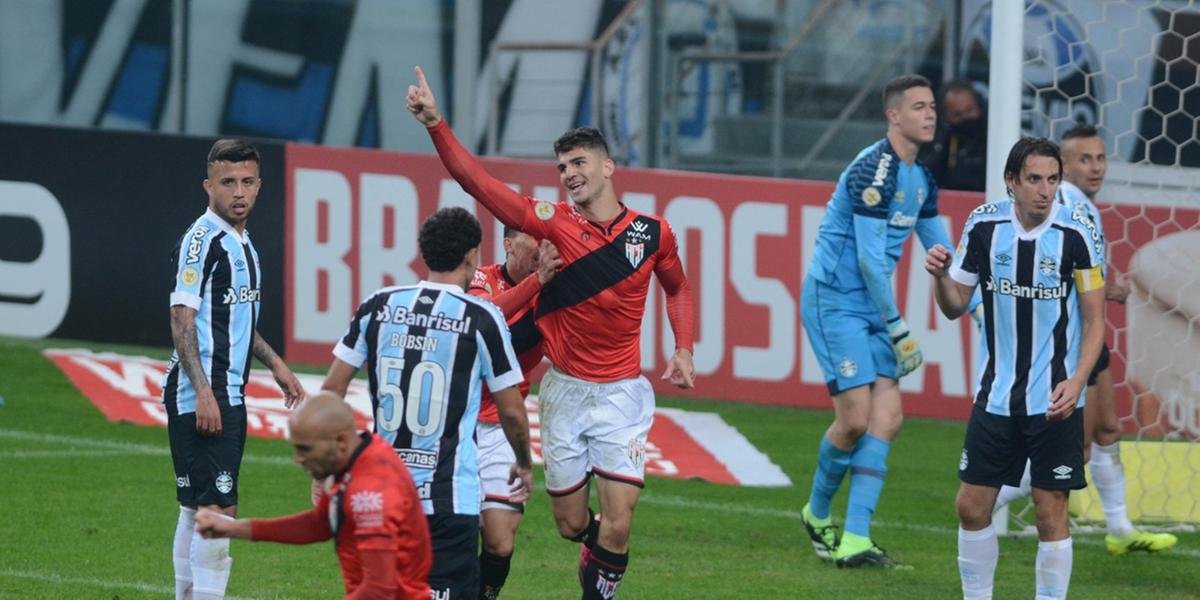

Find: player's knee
598;515;632;548
832;418;868;443
1094;425;1121;446
554;512;589;540
483;535;514;556
956;496;991;529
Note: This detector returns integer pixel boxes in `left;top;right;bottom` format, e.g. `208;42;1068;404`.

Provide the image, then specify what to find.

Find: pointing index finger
414;65;429;91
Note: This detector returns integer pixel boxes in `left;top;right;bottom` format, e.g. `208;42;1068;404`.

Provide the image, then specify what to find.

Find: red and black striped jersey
429;120;695;382
468;263;544;423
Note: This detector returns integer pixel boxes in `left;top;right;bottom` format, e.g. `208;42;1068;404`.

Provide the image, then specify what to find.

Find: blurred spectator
921;79;988;192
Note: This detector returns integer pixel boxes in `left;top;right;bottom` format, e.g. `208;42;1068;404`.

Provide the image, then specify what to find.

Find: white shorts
538;366;655;495
476;421;523;512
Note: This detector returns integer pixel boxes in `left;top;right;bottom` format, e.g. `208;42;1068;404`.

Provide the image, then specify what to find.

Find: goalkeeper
799;74;953;569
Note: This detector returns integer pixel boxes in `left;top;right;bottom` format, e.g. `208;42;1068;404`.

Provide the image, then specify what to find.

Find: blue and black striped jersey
950;200;1105;416
162;209;262;416
334;281;523;516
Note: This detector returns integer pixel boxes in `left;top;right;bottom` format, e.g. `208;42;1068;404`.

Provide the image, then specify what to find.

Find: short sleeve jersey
950;200;1105;416
332;281;523;515
162;208;262;414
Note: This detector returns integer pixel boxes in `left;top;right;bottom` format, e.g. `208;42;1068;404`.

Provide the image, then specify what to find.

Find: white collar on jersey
203;207;248;244
1009;200;1060;240
418;280;465;293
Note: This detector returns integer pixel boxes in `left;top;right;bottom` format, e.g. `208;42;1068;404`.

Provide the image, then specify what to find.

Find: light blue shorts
800;275;896;395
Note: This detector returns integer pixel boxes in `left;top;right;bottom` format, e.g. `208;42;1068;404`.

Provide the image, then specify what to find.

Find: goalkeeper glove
886;317;923;378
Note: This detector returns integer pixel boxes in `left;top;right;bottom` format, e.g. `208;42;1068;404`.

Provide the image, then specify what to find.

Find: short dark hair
502;226;520;239
882;74;932;112
1003;137;1063;193
553;127;610;157
207;139;260;166
419;207;482;272
1061;122;1101;142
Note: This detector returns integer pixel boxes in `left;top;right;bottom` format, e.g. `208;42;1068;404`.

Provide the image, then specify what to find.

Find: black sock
569;508;600;549
581;544;627;600
479;550;512;600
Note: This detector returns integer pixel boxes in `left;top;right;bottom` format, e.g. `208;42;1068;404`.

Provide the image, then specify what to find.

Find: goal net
965;0;1200;533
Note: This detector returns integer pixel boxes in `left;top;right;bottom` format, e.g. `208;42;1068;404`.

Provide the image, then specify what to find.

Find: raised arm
407;65;549;238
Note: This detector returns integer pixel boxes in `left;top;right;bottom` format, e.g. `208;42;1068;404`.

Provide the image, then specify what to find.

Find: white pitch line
0;449;138;459
5;428;1198;559
0;428;293;466
639;493;1200;558
0;568;255;600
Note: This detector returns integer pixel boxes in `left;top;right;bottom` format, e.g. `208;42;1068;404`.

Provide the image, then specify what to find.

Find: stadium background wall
5;123;1193;426
0;123;288;350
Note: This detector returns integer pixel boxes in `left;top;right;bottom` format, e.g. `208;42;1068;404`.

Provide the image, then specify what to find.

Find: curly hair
419;207;482;272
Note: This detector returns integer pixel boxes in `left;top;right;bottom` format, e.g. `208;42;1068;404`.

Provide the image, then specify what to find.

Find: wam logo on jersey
222;286;261;304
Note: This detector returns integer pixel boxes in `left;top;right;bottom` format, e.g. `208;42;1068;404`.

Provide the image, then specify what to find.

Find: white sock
1035;538;1073;599
994;461;1032;509
1089;442;1135;537
958;526;998;600
191;533;232;600
173;507;196;600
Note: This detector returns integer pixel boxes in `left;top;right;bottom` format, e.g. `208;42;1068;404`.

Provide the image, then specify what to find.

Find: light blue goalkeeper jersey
807;138;953;323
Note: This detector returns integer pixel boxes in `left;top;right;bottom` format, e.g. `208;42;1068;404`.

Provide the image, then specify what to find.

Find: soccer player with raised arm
467;229;562;599
194;392;432;599
799;74;952;569
321;208;534;600
992;124;1177;555
926;137;1107;599
165;139;306;600
407;66;695;599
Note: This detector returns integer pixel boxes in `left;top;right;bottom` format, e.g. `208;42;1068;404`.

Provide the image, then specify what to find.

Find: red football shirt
429;121;695;382
468;263;544;423
251;433;432;599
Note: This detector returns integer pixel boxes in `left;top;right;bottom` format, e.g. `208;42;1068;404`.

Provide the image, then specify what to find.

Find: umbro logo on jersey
222;286;261;304
1052;465;1073;480
417;296;434;305
996;253;1012;266
234;258;246;270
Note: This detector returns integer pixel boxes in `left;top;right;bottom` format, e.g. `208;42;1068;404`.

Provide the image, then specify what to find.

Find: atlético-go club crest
625;242;644;268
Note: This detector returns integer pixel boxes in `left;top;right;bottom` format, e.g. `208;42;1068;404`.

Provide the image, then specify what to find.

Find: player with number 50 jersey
330;281;522;514
323;207;533;600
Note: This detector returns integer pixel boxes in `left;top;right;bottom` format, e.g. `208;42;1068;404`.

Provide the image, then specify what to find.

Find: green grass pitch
0;336;1196;599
